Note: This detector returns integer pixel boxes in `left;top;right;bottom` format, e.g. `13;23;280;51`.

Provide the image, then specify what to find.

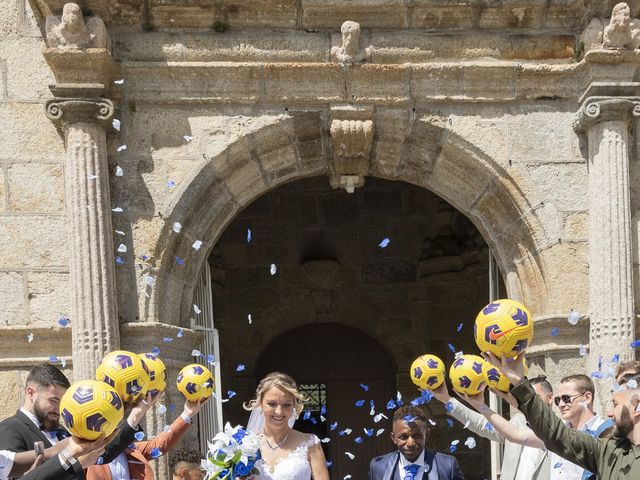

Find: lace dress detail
258;434;319;480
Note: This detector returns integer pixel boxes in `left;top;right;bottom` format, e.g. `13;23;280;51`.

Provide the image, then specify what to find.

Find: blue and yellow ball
449;354;487;395
60;380;124;440
474;299;534;359
96;350;150;404
139;353;167;397
410;354;445;390
176;364;214;402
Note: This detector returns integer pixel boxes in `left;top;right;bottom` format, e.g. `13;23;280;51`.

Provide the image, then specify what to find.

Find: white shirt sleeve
0;450;15;480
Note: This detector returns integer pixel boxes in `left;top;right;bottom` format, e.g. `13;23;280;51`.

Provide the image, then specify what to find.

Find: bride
243;372;330;480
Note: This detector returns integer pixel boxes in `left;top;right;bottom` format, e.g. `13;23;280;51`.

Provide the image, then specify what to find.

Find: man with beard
0;364;152;480
368;405;464;480
485;352;640;480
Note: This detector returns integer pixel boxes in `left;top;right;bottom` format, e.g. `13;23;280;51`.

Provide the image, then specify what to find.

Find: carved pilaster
574;92;639;407
329;105;374;193
46;97;119;381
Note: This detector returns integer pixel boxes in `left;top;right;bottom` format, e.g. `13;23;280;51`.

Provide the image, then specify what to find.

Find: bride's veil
247;408;265;434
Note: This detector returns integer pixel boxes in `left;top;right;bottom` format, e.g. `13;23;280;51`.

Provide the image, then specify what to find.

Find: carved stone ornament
573;96;640;133
45;2;111;51
331;20;371;66
329;105;374;192
580;2;640;53
45;97;114;130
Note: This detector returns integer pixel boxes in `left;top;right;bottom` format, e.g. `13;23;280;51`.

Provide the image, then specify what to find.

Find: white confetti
191;349;202;357
451;439;460;446
27;333;34;343
321;437;330;443
192;240;203;250
145;276;156;286
183;135;193;142
157;404;167;415
628;379;638;389
172;222;182;233
464;437;477;449
117;244;127;253
568;310;581;325
374;413;388;423
116;145;127;152
115;230;125;236
344;476;352;479
270;263;277;275
345;452;355;460
112;207;123;212
463;420;471;429
193;304;201;315
378;238;391;248
428;419;436;425
376;428;385;436
248;313;252;324
163;425;172;433
115;166;124;177
343;428;352;435
113;79;125;85
88;174;98;180
579;344;587;356
112;119;121;131
60;358;67;368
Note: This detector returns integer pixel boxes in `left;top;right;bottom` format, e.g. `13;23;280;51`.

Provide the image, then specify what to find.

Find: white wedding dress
257;434;320;480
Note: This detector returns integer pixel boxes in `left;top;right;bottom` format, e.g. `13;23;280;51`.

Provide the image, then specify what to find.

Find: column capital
45;96;114;130
573;96;640;133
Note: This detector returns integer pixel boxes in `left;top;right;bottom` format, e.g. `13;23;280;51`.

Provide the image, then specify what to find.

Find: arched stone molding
136;109;563;332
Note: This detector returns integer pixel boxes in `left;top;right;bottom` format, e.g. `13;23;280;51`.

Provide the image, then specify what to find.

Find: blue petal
175;256;184;265
134;432;145;441
236;364;246;372
227;390;237;398
330;422;338;431
631;340;640;348
456;323;464;332
386;400;397;410
58;316;70;327
360;383;369;391
551;327;560;337
247;229;252;243
115;256;125;265
446;419;454;428
150;448;162;459
448;343;456;352
354;437;363;444
378;238;391;248
163;337;173;343
151;347;161;356
355;400;365;407
303;411;311;420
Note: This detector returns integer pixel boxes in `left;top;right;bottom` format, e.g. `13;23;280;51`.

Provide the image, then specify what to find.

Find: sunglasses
553;393;583;406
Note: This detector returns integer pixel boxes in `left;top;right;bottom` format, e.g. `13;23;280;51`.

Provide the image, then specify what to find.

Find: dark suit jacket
368;449;464;480
0;410;138;480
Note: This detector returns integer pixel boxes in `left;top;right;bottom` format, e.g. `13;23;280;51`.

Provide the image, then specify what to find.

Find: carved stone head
61;3;84;31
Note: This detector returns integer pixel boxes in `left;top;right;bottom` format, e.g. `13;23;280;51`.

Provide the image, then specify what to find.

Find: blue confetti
169;404;176;413
175;256;184;265
58;316;70;327
115;256;125;265
448;343;456;353
134;432;145;441
554;462;562;469
140;254;149;261
386;400;397;410
591;371;604;379
551;327;560;337
310;417;317;424
355;400;365;407
378;238;391;248
456;323;463;332
330;422;338;431
207;354;216;364
151;347;160;356
321;405;327;415
360;383;369;391
48;355;58;363
338;430;348;436
611;354;620;364
411;390;433;406
227;390;237;399
236;364;246;372
177;329;184;338
484;422;494;432
150;448;162;459
364;428;374;437
370;399;375;409
403;414;417;423
247;229;252;243
303;411;311;420
446;419;454;428
598;355;603;370
449;445;457;453
163;337;173;343
631;340;640;348
167;180;176;188
354;437;364;444
326;461;332;468
96;457;104;465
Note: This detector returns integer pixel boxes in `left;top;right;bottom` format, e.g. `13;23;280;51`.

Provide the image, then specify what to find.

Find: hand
431;383;453;404
461;392;490;413
482;352;526;385
490;387;517;406
128;393;161;427
183;396;210;418
65;429;119;468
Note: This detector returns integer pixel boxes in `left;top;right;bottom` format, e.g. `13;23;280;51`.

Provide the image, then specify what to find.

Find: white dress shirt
0;450;15;480
108;452;131;480
398;449;426;480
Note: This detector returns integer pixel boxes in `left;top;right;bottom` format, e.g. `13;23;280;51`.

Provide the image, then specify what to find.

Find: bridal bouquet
202;422;262;480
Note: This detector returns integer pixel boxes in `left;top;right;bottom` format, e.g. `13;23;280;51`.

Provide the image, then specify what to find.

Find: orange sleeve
134;416;192;459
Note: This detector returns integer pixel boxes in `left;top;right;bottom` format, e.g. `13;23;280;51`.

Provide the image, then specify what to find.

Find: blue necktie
405;463;421;480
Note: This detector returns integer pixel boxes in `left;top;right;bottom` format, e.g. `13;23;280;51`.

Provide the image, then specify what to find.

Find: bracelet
60;448;78;467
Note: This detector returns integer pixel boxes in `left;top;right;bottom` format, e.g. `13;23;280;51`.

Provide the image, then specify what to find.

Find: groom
369;405;464;480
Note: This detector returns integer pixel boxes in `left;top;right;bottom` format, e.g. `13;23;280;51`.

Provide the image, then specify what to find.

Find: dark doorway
257;322;395;479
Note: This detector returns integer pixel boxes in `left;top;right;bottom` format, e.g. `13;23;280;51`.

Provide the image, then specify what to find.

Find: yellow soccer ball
177;364;214;402
96;350;150;404
60;380;124;440
474;299;534;359
139;353;167;397
410;355;445;390
482;362;511;392
449;354;487;395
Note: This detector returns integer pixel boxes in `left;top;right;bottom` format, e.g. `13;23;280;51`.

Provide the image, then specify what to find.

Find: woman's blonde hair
243;371;308;415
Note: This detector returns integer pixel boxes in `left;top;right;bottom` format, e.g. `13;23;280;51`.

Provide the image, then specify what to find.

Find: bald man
485;353;640;480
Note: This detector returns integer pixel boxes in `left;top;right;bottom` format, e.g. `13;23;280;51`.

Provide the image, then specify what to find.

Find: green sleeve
511;379;602;475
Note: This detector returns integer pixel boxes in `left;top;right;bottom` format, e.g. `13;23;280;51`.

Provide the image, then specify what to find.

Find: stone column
574;95;639;393
46;96;120;381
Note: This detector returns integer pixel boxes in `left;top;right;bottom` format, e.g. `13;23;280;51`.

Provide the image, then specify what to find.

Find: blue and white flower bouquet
202;423;262;480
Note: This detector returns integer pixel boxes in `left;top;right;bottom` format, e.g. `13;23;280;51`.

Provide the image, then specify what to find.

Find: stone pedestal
574;93;639;402
46;95;119;381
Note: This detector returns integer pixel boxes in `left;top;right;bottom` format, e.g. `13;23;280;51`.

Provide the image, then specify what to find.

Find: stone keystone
329;105;374;193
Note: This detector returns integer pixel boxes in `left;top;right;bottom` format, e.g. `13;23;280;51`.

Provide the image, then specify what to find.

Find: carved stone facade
1;0;640;478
